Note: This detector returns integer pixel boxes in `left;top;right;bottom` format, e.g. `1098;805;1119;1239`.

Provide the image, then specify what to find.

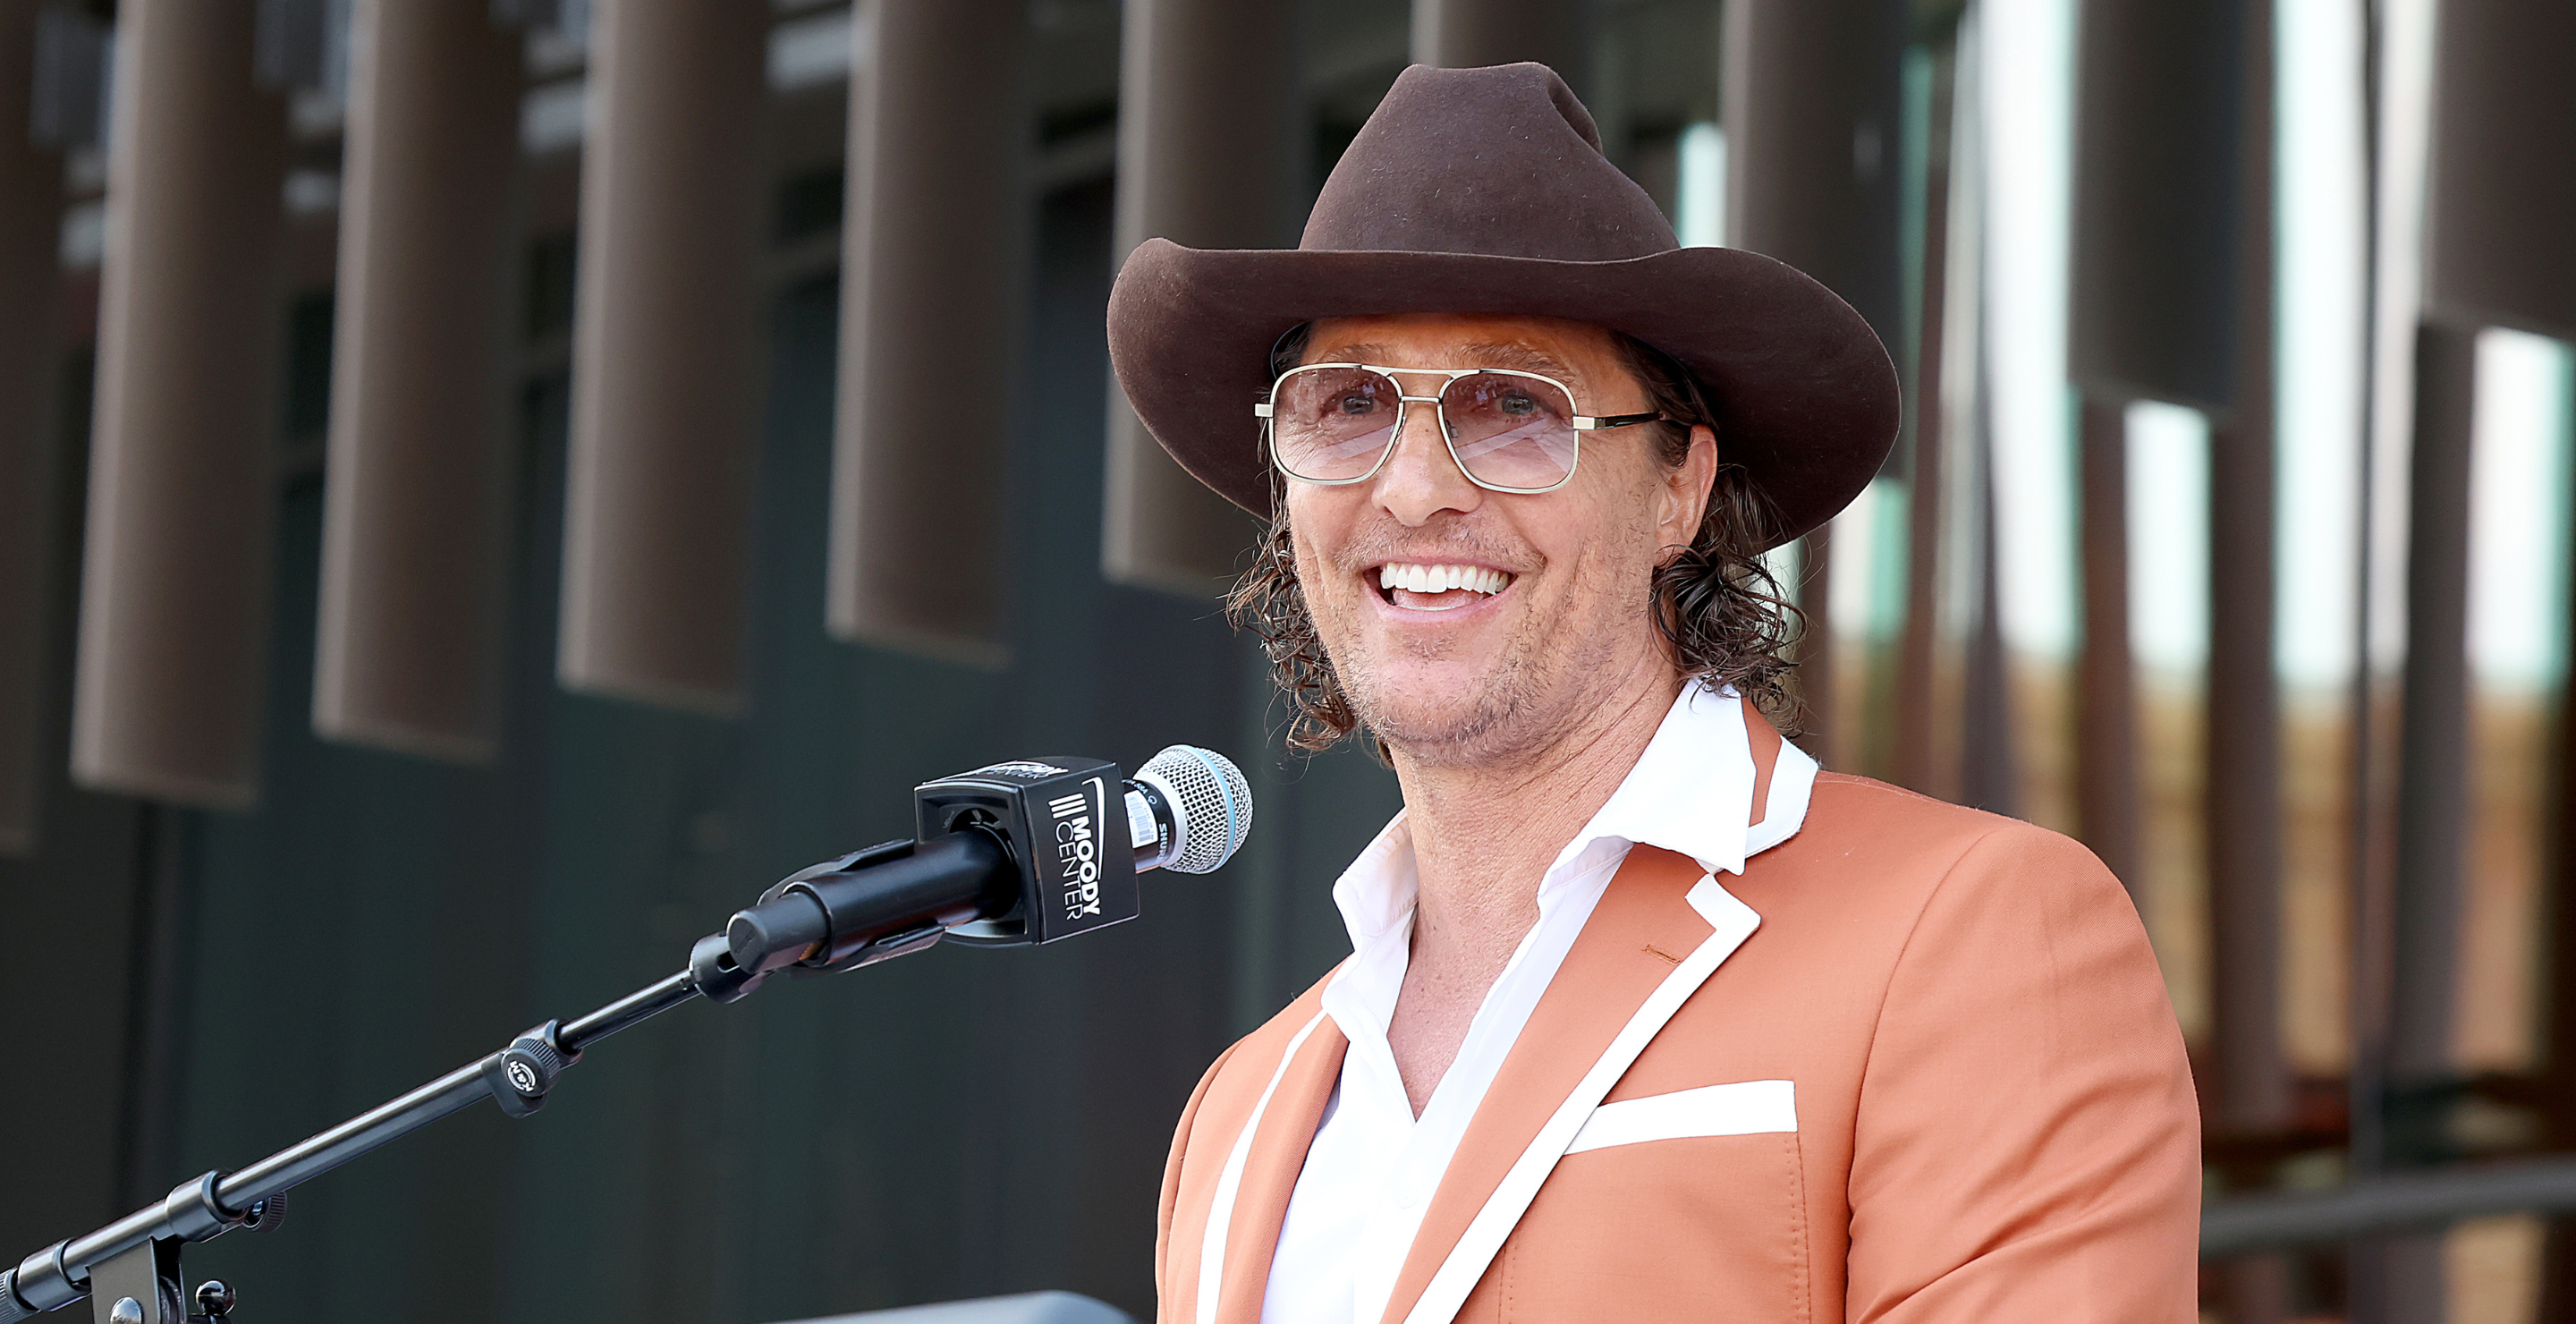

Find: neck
1388;659;1684;967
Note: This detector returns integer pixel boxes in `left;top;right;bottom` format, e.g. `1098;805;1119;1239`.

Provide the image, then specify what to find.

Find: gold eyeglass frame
1252;362;1667;495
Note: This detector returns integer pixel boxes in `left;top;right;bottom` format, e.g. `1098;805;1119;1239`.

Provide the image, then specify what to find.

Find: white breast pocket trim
1565;1079;1797;1154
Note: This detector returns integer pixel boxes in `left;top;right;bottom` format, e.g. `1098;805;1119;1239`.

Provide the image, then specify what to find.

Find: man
1106;64;2199;1324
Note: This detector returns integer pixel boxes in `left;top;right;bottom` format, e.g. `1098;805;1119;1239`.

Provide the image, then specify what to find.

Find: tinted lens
1271;366;1402;481
1441;372;1579;489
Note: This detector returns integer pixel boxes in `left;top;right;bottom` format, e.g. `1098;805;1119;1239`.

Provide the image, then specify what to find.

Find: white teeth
1377;562;1513;601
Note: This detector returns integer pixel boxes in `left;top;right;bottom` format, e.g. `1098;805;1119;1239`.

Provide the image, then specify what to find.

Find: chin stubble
1310;538;1647;767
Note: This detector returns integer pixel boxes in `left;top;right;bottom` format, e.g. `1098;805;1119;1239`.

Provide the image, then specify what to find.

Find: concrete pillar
830;0;1029;661
72;0;291;808
1100;0;1298;595
0;0;64;851
560;0;771;714
313;0;525;761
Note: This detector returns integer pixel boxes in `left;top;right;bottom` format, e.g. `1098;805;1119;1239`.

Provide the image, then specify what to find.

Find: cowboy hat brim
1106;237;1901;547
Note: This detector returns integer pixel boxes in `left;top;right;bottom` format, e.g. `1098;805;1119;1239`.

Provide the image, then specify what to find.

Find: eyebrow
1457;342;1583;388
1305;341;1588;391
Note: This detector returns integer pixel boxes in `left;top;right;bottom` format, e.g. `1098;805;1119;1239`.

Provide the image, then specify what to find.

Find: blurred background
0;0;2568;1321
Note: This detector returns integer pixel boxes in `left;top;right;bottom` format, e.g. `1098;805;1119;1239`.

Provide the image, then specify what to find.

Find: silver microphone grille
1136;745;1252;874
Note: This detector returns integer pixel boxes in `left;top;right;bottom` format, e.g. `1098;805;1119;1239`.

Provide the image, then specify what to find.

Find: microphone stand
6;746;1172;1324
0;887;916;1324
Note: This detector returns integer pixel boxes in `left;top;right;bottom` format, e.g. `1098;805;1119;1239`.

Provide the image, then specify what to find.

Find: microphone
710;745;1250;997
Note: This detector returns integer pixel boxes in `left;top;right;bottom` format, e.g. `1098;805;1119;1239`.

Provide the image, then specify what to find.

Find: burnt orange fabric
1157;717;2200;1323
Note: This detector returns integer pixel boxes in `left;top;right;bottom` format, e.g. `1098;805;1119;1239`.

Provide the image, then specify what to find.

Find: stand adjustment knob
242;1192;287;1234
192;1279;235;1320
483;1021;581;1118
0;1268;32;1323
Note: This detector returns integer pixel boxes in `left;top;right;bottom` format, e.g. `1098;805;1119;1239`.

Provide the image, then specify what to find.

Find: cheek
1287;523;1351;620
1549;471;1670;587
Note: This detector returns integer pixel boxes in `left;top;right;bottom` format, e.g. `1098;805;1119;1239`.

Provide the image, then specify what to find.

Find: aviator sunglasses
1255;363;1669;495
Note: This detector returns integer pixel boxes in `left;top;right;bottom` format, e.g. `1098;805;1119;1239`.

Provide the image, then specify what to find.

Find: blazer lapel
1377;846;1760;1324
1200;1015;1349;1324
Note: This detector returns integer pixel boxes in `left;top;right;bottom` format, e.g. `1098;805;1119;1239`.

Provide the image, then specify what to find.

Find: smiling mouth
1376;561;1515;612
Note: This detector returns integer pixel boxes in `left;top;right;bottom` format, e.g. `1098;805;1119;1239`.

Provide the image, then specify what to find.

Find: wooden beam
2202;0;2287;1140
1723;0;1909;350
829;0;1029;662
1099;0;1292;596
2068;0;2251;411
560;0;771;714
71;0;291;808
2419;0;2576;340
313;0;525;761
0;0;63;851
2076;396;2141;889
2387;320;2479;1091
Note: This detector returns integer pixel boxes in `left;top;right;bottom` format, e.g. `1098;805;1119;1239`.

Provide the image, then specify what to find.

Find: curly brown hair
1226;326;1805;753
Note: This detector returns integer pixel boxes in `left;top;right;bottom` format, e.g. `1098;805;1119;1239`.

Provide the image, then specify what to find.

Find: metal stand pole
1;931;757;1323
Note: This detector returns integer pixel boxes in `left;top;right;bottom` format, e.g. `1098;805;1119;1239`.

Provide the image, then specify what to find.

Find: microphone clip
916;756;1141;948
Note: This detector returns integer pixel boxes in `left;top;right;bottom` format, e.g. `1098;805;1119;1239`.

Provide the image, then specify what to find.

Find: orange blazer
1157;717;2201;1323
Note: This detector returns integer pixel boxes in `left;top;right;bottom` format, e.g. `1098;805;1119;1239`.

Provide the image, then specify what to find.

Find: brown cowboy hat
1106;62;1899;547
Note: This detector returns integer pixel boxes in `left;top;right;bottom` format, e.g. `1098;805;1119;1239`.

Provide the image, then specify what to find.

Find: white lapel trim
1564;1079;1796;1153
1395;877;1762;1324
1745;738;1818;856
1197;1009;1330;1324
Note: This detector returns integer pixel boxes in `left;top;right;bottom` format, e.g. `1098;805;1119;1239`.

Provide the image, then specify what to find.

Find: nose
1370;391;1483;526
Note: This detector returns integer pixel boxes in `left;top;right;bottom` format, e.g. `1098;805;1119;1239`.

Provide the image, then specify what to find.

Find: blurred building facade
0;1;2568;1322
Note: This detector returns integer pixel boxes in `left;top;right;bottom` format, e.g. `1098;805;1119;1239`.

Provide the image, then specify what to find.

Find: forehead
1300;312;1628;385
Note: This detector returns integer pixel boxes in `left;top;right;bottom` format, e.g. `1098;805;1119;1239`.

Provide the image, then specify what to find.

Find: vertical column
2550;416;2576;1320
0;0;62;851
1724;0;1908;352
1893;48;1955;800
2075;399;2140;889
2203;0;2284;1140
313;0;525;761
2070;0;2285;1202
2203;9;2286;1318
1725;0;1909;748
831;0;1029;661
1100;0;1298;595
2418;0;2576;339
72;0;291;808
2068;0;2249;409
2346;320;2479;1324
1411;0;1589;88
1796;522;1837;751
560;0;771;714
2415;0;2576;1312
2386;324;2476;1114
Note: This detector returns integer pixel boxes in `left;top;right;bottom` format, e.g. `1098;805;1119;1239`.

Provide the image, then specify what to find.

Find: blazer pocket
1565;1079;1795;1153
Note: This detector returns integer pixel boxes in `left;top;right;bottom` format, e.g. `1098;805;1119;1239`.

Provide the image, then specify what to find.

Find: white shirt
1259;685;1818;1324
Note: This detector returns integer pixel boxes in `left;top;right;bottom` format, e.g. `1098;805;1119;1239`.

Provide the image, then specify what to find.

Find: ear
1656;424;1719;553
